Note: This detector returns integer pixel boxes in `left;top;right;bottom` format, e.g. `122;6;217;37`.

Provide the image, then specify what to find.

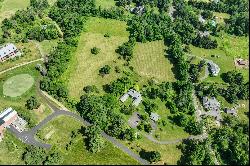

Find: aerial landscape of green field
0;0;249;165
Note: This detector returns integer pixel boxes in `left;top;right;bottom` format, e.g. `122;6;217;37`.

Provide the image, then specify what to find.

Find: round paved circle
3;74;34;97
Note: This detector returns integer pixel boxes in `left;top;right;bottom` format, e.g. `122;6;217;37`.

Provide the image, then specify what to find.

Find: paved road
8;87;150;165
0;58;43;75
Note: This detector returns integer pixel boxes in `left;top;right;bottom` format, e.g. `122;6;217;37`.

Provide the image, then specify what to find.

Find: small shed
150;112;160;122
224;108;237;116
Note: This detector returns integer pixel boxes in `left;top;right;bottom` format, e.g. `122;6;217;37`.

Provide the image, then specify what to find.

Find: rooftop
207;60;220;76
0;43;19;59
202;97;222;121
150;112;160;122
120;89;142;107
0;107;17;126
225;108;237;116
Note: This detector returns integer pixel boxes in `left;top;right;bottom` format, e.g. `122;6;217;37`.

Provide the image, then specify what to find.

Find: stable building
0;43;22;62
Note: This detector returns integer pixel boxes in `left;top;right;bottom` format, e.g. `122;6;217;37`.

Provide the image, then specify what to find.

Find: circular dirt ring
3;74;34;97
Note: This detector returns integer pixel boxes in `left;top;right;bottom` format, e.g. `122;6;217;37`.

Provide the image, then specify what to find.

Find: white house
0;43;21;62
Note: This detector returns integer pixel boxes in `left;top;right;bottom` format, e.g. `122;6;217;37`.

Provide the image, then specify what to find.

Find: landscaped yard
38;39;59;56
64;17;129;98
36;115;140;165
0;42;42;72
131;40;175;83
0;63;52;126
189;32;249;83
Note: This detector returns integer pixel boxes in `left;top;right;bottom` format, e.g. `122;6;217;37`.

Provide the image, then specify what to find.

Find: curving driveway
8;88;150;165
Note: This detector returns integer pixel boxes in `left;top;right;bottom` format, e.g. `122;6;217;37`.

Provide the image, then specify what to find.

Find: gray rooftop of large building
202;96;222;121
0;107;16;125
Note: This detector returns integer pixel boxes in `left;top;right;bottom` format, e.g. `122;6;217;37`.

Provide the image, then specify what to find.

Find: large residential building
0;43;22;62
120;89;142;107
0;107;18;139
202;96;222;121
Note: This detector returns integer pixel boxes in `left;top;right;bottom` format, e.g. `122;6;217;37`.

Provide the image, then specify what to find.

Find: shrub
99;65;111;76
91;47;100;55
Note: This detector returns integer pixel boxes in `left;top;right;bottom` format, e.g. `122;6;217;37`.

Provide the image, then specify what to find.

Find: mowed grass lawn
38;39;59;56
65;17;129;98
121;137;182;165
36;115;140;165
131;40;175;83
3;74;34;97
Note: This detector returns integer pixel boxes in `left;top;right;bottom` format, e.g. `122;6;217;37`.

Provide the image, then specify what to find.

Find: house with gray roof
203;96;220;111
131;5;145;15
120;89;142;107
207;60;220;76
0;43;21;62
202;96;222;121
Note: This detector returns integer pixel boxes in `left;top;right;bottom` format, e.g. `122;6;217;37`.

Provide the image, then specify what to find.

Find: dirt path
0;58;43;75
